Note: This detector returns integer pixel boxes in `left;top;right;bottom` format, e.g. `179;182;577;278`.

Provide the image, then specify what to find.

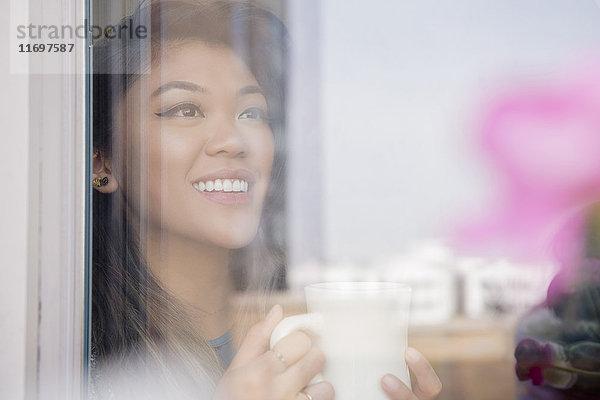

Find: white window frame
3;0;89;399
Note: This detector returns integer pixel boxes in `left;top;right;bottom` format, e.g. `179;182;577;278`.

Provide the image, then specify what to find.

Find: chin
217;235;257;250
209;225;260;250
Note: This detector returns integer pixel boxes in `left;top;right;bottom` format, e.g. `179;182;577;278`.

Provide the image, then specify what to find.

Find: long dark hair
91;0;288;392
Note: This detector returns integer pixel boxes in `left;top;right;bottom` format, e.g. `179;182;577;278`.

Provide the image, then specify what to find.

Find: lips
193;169;255;184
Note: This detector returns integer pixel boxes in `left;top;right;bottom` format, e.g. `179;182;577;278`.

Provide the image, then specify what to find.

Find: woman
91;1;441;399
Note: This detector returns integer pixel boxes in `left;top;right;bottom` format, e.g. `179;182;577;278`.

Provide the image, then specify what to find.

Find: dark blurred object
515;207;600;399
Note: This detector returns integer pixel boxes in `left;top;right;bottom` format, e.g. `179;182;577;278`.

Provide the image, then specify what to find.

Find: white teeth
193;179;249;193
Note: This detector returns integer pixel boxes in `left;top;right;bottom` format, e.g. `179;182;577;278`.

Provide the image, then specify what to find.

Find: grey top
89;331;236;400
208;329;235;369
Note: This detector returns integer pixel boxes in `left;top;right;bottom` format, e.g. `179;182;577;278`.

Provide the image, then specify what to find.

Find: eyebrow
151;81;265;98
238;85;265;97
151;81;206;97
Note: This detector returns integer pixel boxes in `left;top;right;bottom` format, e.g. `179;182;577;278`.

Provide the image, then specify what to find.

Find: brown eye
155;102;205;118
238;107;269;121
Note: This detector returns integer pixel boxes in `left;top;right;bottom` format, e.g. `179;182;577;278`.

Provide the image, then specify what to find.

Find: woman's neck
145;225;234;340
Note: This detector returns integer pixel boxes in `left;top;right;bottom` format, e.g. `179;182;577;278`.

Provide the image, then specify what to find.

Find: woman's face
116;42;275;249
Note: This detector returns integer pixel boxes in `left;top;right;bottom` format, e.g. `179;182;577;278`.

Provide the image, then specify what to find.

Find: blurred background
283;0;597;315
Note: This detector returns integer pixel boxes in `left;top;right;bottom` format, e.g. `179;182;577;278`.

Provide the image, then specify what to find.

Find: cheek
144;133;194;223
257;132;276;179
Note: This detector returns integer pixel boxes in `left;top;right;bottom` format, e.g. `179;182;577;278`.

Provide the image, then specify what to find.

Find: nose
204;117;248;158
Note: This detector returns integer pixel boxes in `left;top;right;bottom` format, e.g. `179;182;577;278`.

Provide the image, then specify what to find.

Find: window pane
90;1;287;398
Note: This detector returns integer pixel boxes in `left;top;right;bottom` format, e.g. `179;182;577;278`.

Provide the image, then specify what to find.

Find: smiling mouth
192;178;249;193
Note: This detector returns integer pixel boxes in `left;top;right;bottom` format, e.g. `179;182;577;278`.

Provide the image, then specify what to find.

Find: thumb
228;304;283;369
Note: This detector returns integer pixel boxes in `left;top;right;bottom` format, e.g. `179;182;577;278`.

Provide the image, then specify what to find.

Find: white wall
0;1;29;397
287;0;324;266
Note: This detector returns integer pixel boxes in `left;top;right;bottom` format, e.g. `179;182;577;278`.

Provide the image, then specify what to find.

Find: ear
92;149;119;193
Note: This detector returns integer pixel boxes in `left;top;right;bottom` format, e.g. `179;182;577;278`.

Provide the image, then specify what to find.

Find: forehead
147;41;259;91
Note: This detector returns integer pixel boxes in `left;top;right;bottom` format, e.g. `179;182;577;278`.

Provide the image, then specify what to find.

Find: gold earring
93;177;109;187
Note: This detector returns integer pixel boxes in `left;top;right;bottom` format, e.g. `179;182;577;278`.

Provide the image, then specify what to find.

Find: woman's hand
381;347;442;400
214;305;334;400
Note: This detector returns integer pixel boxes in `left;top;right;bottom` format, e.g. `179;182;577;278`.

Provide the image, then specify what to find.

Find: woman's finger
264;330;313;372
296;381;335;400
381;374;418;400
280;346;326;393
228;304;283;369
405;347;442;399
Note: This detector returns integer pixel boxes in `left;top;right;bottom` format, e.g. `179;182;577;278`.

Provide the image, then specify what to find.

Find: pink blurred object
456;58;600;269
